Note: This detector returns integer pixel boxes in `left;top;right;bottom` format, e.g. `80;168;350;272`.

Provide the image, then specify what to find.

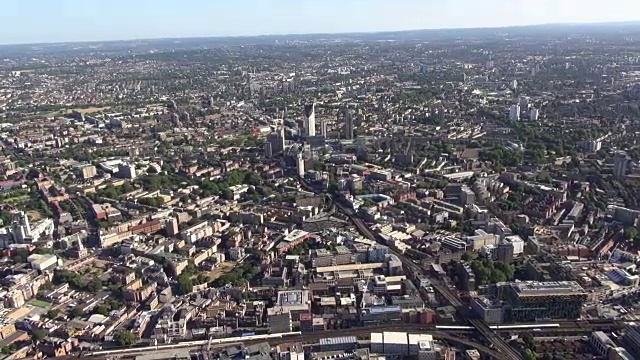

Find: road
298;177;524;360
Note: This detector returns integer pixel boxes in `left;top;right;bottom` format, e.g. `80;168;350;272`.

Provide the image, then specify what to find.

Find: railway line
296;179;620;359
51;320;624;360
59;327;508;360
324;184;525;360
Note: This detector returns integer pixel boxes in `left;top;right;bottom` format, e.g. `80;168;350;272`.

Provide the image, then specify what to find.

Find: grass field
207;262;235;281
65;106;111;115
29;299;53;309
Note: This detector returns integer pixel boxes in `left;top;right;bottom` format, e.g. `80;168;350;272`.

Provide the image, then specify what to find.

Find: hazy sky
2;0;640;44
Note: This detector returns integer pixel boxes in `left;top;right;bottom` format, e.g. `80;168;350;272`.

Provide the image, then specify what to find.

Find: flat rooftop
511;281;586;296
284;229;309;242
277;290;309;306
136;349;190;360
315;262;383;273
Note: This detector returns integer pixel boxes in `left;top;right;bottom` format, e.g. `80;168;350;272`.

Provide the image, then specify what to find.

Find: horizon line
2;19;640;47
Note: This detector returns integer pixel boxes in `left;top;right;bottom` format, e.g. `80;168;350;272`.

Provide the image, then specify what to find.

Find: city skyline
2;0;640;45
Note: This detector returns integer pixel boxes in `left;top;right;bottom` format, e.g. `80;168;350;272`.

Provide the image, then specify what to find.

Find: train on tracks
89;331;303;356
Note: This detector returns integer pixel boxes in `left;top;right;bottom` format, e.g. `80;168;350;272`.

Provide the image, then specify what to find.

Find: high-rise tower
11;211;32;243
320;119;327;138
296;152;305;177
509;104;520;121
303;103;316;137
614;151;630;178
344;109;355;140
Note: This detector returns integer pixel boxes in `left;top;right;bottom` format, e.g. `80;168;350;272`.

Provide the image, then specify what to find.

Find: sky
2;0;640;44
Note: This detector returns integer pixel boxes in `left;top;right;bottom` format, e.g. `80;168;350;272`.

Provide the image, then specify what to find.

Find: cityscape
2;18;640;360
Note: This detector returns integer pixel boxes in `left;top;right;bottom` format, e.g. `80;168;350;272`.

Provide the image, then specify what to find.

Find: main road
298;177;524;360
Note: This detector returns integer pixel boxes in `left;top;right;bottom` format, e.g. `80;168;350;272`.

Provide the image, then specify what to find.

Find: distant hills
2;21;640;56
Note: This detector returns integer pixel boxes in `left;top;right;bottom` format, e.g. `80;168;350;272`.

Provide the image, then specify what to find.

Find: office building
501;281;587;322
503;235;524;256
531;63;540;76
11;211;32;243
613;151;630;178
416;340;438;360
170;112;180;126
27;254;58;271
529;108;539;121
164;217;179;237
369;332;435;358
582;140;602;152
320;119;327;138
80;165;97;179
318;336;358;353
496;242;514;263
361;306;402;326
118;163;137;179
624;323;640;354
267;127;285;155
607;205;640;225
509;104;520;121
373;332;407;356
590;331;616;357
303;103;316;137
296;152;305;177
268;311;293;333
471;296;504;324
263;142;273;158
344;109;354;139
518;97;529;109
457;262;476;291
460;187;475;206
276;343;304;360
368;245;389;262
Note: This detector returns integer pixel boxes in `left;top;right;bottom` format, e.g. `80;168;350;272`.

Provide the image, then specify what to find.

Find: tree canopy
113;330;138;346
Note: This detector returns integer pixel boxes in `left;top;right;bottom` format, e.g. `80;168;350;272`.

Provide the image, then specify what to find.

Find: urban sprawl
1;23;640;360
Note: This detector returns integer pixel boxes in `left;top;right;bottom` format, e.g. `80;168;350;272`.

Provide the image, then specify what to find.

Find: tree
146;165;158;174
196;274;210;285
0;210;12;226
523;349;536;360
113;330;138;346
177;274;194;295
46;309;59;319
624;227;638;241
221;189;234;200
95;304;111;316
32;329;49;343
243;171;263;186
139;196;164;207
35;247;54;255
200;179;219;194
522;332;535;350
87;279;103;293
1;345;16;355
70;307;84;318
